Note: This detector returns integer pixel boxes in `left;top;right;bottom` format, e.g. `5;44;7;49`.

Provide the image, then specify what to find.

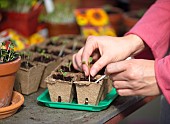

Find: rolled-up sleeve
126;0;170;103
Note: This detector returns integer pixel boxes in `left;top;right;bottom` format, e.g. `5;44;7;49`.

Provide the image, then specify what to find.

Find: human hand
72;34;145;76
105;59;161;96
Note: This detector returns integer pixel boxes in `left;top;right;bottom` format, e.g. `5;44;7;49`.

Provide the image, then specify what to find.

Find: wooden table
0;88;157;124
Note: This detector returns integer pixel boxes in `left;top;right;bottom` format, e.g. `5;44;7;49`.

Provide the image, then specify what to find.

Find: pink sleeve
126;0;170;103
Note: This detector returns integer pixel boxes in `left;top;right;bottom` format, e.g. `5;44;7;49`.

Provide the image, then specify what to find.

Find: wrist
123;34;145;56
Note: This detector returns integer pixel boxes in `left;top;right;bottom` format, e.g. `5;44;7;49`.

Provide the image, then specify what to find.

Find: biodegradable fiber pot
0;57;21;108
15;61;45;95
74;79;104;106
45;72;77;103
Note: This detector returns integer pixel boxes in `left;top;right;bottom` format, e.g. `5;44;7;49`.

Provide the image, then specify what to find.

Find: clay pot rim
0;91;24;112
0;56;21;66
0;56;21;76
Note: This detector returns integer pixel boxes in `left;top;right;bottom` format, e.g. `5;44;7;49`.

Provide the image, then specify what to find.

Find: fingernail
90;69;96;77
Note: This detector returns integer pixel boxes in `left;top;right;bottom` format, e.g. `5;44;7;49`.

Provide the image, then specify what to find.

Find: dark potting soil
21;61;33;69
52;74;73;81
33;56;55;63
80;76;96;82
47;40;62;46
31;46;48;53
60;65;79;73
98;67;106;75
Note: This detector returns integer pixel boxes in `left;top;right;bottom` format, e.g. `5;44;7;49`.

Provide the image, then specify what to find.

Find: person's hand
72;34;145;76
105;59;161;96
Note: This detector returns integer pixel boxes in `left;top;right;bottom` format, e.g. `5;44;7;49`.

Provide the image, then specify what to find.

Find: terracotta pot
0;6;42;37
0;57;21;108
0;91;24;119
46;22;80;37
78;0;116;8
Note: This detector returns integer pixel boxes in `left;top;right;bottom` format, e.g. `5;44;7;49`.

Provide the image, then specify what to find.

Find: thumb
90;55;110;76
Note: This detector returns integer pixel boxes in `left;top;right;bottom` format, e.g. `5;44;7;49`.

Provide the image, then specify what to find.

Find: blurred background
0;0;160;123
0;0;156;50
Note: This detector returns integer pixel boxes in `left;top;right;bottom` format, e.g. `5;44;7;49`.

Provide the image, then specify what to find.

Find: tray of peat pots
40;35;76;48
44;56;80;103
28;43;49;54
45;70;79;103
31;51;63;88
37;57;118;111
15;51;45;95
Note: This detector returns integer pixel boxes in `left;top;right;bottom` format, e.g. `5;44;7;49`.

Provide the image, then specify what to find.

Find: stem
7;43;11;61
58;45;66;57
88;75;91;82
72;41;78;52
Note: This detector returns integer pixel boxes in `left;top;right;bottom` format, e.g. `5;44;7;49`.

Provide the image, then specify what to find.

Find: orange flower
76;14;88;26
86;9;109;26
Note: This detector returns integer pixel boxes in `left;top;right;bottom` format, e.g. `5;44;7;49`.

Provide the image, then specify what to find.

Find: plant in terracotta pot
0;38;21;107
15;51;45;95
0;0;42;37
40;0;80;37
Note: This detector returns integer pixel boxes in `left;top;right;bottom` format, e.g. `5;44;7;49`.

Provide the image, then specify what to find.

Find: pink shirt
127;0;170;104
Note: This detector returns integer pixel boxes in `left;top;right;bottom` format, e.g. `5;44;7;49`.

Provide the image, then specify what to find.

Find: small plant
39;49;50;62
82;57;93;82
20;51;32;69
65;61;72;72
0;39;19;64
40;1;78;24
59;68;68;80
58;40;68;57
0;0;38;13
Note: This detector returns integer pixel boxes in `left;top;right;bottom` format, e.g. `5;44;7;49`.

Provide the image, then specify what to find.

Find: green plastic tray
37;88;118;112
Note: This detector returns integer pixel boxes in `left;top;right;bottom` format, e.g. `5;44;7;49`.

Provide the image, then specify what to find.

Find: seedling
71;41;78;52
59;68;68;79
58;40;68;57
65;60;72;72
40;49;50;61
82;57;93;82
20;51;32;69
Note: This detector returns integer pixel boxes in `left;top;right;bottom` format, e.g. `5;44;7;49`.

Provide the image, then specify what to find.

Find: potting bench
0;88;157;124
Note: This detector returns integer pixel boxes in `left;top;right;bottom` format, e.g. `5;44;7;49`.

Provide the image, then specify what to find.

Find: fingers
90;54;110;76
82;36;99;75
105;61;127;75
72;47;85;72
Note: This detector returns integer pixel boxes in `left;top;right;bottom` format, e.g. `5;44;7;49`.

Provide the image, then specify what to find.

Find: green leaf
88;57;93;64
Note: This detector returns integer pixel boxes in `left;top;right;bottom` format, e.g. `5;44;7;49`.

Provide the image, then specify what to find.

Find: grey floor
119;96;161;124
